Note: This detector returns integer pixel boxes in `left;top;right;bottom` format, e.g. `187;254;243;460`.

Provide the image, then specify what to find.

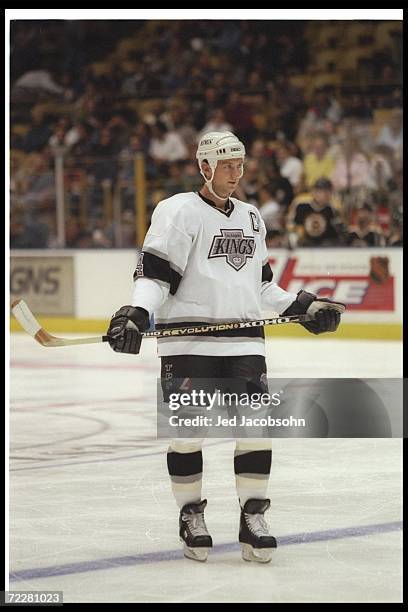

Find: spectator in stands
91;214;113;248
10;208;50;248
149;121;188;166
17;152;55;212
64;216;81;248
367;145;394;192
320;119;343;159
387;221;403;246
48;124;69;152
106;112;132;151
106;209;136;248
10;151;25;199
234;159;265;207
346;203;386;247
163;161;186;196
10;212;29;248
199;108;233;138
75;86;103;131
343;94;373;120
286;178;345;247
331;135;371;193
65;123;95;164
163;101;198;147
376;109;403;161
248;137;268;162
246;138;278;192
262;159;294;211
181;160;202;193
22;107;53;153
257;185;285;232
89;128;119;179
225;92;254;142
65;122;92;155
302;132;335;190
297;86;342;145
275;141;303;191
387;166;403;230
86;128;118;213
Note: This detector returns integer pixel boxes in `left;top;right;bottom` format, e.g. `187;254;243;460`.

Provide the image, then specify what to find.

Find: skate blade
181;542;210;562
241;543;273;563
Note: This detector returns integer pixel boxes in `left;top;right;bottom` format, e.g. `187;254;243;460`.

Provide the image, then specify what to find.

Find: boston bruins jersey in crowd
290;200;343;246
132;192;297;357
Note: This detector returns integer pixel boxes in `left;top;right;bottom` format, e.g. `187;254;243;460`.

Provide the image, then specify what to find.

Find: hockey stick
11;299;105;347
11;299;312;348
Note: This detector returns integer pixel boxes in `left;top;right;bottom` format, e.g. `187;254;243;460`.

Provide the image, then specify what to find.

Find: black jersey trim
262;262;273;283
155;320;264;339
197;192;235;217
133;251;182;295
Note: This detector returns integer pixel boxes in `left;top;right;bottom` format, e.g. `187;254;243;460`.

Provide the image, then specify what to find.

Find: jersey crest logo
208;229;256;271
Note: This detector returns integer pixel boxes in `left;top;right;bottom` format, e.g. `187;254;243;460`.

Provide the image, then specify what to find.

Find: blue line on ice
9;521;402;582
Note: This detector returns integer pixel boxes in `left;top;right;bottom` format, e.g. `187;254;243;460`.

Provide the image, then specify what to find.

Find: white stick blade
11;299;106;347
11;299;42;336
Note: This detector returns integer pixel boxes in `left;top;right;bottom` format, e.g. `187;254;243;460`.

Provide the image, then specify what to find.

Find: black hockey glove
107;306;150;354
282;290;346;335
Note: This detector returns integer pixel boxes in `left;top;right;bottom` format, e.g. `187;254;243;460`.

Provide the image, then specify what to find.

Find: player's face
212;158;244;198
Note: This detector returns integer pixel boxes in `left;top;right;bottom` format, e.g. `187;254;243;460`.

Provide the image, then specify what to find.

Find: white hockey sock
167;440;204;509
234;440;272;506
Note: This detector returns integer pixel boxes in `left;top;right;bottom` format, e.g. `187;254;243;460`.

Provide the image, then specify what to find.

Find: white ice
8;334;403;603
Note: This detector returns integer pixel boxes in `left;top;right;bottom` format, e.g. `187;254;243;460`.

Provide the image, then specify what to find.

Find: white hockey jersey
132;192;297;357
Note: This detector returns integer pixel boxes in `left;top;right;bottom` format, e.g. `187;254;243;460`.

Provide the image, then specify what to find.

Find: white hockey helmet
196;131;245;198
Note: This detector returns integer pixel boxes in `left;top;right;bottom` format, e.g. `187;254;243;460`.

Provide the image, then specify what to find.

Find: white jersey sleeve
131;277;168;317
132;195;196;315
258;217;297;314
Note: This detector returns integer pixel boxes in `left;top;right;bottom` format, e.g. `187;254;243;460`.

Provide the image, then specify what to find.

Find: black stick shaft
101;314;310;342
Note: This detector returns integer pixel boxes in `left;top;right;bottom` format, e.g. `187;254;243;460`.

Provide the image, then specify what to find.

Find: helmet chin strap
200;163;239;202
207;179;230;201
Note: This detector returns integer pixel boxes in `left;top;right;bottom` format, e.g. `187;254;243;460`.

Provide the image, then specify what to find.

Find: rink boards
9;248;403;340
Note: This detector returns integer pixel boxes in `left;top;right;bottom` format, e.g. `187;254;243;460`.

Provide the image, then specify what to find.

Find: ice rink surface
8;333;403;603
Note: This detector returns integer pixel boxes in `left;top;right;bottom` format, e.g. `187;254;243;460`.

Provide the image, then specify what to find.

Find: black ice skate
239;498;277;563
179;499;213;562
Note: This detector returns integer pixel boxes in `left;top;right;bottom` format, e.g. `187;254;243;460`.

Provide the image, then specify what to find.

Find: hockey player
107;132;345;563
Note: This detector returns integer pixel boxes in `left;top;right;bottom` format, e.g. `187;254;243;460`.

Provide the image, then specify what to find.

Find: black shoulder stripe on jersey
133;251;182;295
262;262;273;283
155;320;264;339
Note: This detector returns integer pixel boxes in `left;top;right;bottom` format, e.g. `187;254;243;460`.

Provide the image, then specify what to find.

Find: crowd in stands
10;20;403;248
